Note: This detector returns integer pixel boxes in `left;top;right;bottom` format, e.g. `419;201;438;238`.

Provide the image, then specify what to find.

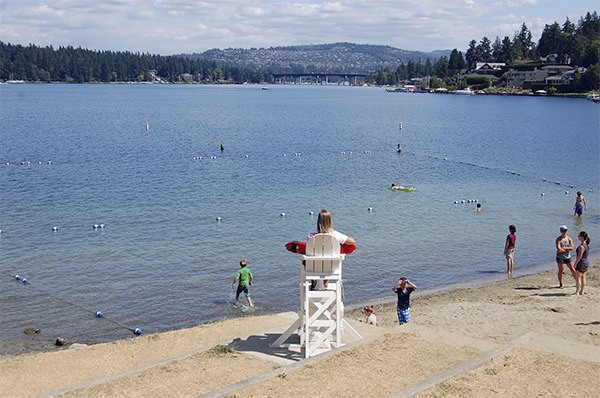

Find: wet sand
1;259;599;398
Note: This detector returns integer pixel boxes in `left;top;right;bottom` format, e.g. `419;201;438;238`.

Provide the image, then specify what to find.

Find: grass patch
209;344;236;355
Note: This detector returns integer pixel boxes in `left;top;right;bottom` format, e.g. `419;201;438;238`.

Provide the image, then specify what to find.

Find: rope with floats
2;271;143;335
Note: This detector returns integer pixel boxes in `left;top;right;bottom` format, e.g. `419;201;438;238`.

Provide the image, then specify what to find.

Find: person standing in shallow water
232;259;254;307
573;191;587;217
393;277;417;324
503;225;516;276
555;225;575;288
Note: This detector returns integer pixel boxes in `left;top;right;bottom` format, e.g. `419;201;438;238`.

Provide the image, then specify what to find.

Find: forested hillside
185;43;449;74
367;11;599;90
0;42;270;83
0;11;597;88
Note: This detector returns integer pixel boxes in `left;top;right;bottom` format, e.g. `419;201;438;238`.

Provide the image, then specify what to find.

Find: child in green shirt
232;259;254;307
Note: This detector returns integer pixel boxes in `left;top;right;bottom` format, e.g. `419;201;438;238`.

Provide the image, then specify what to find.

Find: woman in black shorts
574;231;590;296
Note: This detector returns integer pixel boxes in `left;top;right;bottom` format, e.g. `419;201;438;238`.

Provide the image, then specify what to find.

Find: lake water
1;84;599;353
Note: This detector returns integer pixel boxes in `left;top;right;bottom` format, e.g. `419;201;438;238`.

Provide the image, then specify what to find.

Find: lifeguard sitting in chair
275;209;360;358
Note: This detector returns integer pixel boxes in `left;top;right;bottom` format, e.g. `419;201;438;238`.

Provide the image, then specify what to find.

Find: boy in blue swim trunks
232;259;254;307
573;191;587;217
393;277;417;324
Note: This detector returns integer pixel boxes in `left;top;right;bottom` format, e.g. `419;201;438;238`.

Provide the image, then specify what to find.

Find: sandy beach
1;258;599;398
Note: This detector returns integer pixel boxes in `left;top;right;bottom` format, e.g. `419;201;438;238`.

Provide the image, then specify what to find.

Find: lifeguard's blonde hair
317;209;334;234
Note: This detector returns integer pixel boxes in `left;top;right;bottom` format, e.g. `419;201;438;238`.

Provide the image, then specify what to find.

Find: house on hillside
507;64;582;88
507;68;549;88
541;65;575;76
475;62;505;71
540;53;571;65
544;67;585;86
540;54;558;64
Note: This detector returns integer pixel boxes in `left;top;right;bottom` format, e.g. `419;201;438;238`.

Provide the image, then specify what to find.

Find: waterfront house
475;62;505;71
507;68;549;88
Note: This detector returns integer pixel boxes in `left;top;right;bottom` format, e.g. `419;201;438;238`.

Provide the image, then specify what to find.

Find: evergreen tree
465;39;479;70
448;49;466;74
538;22;564;57
435;56;449;78
478;37;493;62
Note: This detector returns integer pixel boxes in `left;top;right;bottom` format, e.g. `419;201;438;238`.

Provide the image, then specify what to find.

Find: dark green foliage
0;42;272;83
465;75;491;85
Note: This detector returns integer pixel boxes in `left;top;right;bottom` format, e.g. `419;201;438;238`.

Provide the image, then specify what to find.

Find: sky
0;0;597;55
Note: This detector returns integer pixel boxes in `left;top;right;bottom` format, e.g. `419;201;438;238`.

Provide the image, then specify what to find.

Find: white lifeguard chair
271;233;362;358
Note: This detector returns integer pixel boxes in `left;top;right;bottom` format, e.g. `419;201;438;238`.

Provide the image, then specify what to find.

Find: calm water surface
1;84;599;353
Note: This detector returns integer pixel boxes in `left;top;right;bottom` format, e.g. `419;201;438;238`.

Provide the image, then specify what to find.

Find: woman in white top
308;209;355;289
308;209;356;246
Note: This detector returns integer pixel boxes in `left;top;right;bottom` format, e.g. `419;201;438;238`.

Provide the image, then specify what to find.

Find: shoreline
1;82;596;99
3;253;598;359
1;258;598;397
346;251;600;311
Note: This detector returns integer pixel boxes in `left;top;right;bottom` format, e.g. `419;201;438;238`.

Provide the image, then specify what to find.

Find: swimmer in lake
573;191;587;217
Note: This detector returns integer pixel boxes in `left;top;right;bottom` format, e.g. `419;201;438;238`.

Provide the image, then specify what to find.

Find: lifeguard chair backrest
304;233;342;275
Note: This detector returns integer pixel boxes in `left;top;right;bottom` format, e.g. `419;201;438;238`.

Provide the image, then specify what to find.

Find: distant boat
261;86;269;90
586;92;599;101
454;87;475;95
6;73;25;84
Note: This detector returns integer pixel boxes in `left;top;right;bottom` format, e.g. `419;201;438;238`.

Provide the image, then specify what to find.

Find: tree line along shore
1;11;598;93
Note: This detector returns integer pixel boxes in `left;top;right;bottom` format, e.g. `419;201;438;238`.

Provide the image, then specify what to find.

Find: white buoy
367;207;373;212
52;226;58;231
541;193;546;196
216;217;222;222
309;211;314;215
280;212;286;217
454;201;459;204
565;191;569;194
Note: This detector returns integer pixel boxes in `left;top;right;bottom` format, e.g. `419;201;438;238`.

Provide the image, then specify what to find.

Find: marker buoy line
174;147;594;194
2;271;143;336
414;152;594;195
4;160;53;166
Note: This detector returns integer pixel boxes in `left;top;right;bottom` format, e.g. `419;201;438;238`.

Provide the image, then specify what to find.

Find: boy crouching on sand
232;259;254;307
363;305;377;326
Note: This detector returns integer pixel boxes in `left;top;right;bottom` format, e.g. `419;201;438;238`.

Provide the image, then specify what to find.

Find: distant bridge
271;72;368;85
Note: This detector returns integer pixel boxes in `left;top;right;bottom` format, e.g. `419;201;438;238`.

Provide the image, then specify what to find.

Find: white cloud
0;0;597;54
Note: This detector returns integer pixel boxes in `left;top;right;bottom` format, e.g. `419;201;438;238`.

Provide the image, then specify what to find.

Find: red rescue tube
285;241;356;254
